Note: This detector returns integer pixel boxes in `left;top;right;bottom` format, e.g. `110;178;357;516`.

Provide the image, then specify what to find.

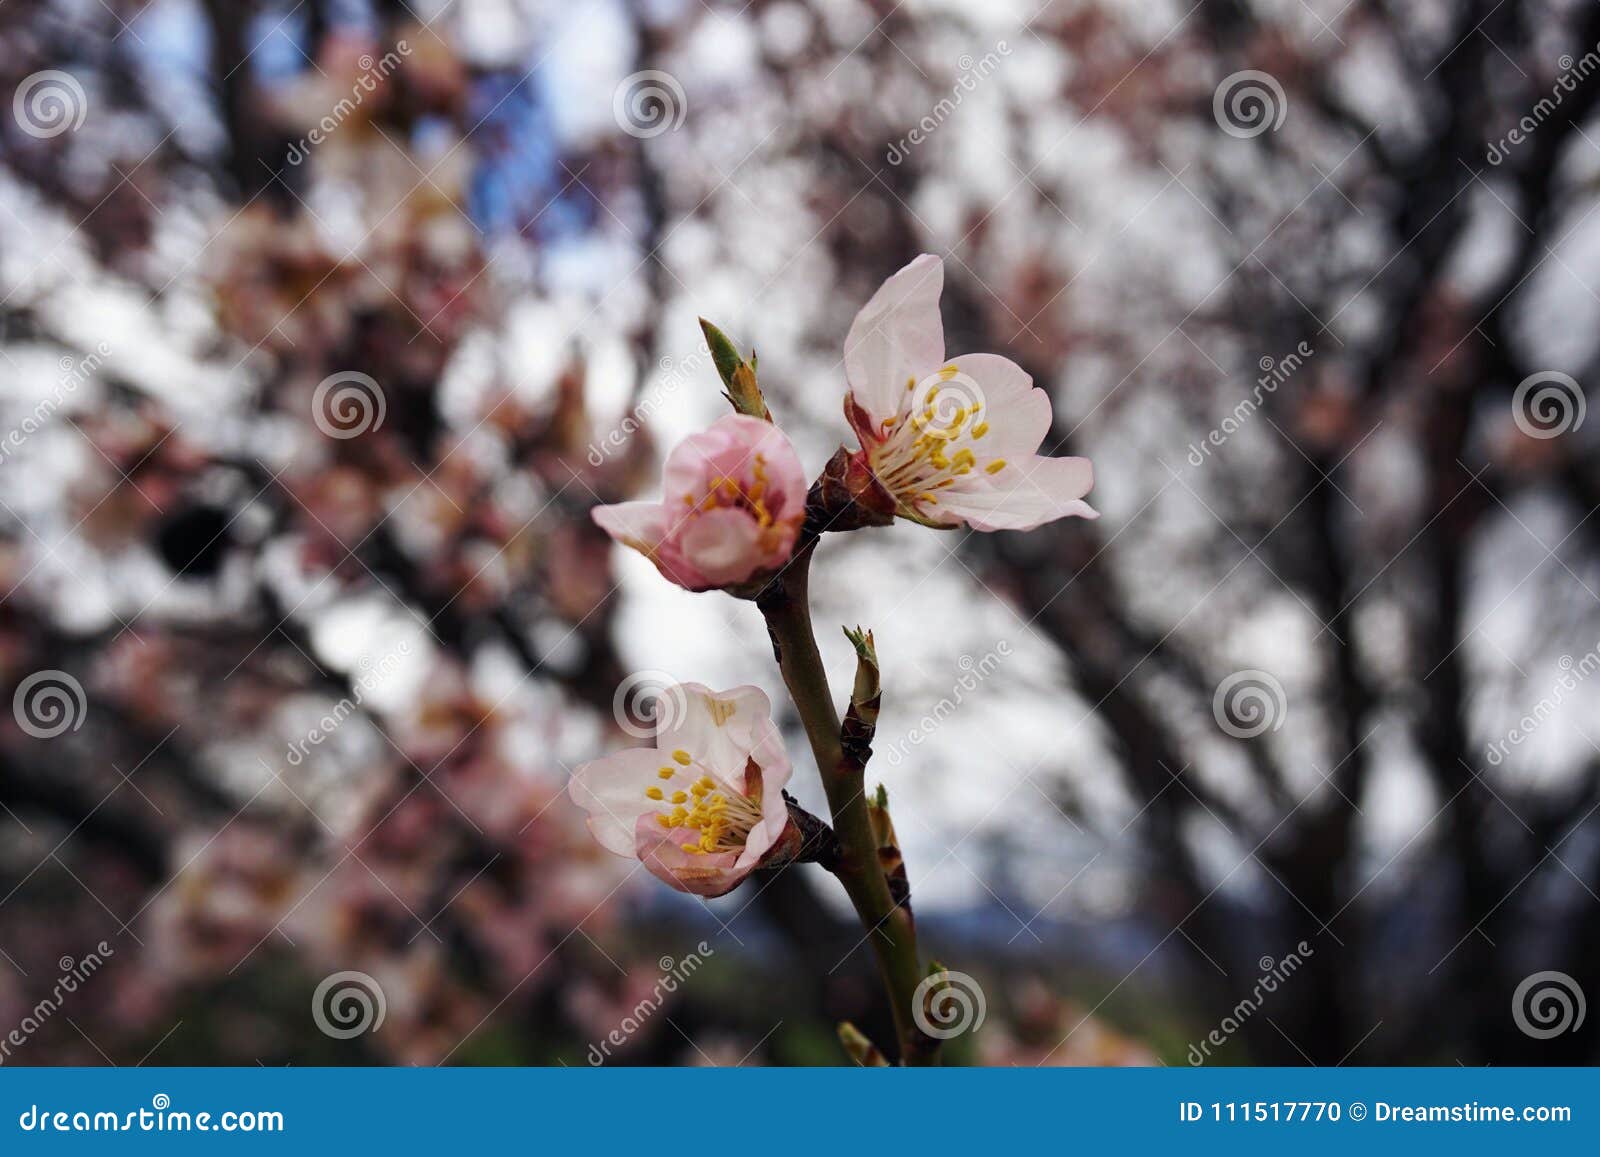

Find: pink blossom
568;683;795;897
844;254;1098;531
591;415;807;592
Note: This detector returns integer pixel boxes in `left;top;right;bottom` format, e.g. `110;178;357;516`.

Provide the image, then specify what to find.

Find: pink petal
845;254;946;424
938;455;1098;532
675;506;768;587
593;500;712;589
590;500;669;554
662;414;793;501
568;747;676;857
748;424;810;522
735;751;794;870
634;816;751;897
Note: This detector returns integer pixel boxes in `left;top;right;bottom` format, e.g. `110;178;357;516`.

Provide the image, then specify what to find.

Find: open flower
592;414;807;592
843;254;1098;531
568;683;796;897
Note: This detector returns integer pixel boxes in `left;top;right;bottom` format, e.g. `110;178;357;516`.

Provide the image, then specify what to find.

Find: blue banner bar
0;1068;1593;1153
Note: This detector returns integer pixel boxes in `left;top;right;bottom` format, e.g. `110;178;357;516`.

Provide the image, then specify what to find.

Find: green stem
759;544;936;1064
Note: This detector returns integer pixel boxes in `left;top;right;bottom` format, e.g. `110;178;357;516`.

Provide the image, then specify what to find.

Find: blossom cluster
571;255;1097;896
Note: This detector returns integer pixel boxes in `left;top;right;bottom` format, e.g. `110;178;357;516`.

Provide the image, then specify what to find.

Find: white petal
568;747;670;856
845;254;946;423
656;683;778;777
938;456;1098;532
946;353;1052;458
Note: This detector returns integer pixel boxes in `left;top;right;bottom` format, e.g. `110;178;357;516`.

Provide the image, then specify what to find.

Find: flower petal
946;353;1052;459
591;500;669;555
938;455;1098;532
845;254;945;424
676;506;767;587
734;746;794;870
656;683;778;778
568;747;674;857
634;816;750;897
662;414;790;500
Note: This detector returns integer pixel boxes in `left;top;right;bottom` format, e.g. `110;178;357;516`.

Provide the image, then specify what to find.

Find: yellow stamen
645;786;664;800
986;459;1007;474
658;767;675;780
672;750;692;765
